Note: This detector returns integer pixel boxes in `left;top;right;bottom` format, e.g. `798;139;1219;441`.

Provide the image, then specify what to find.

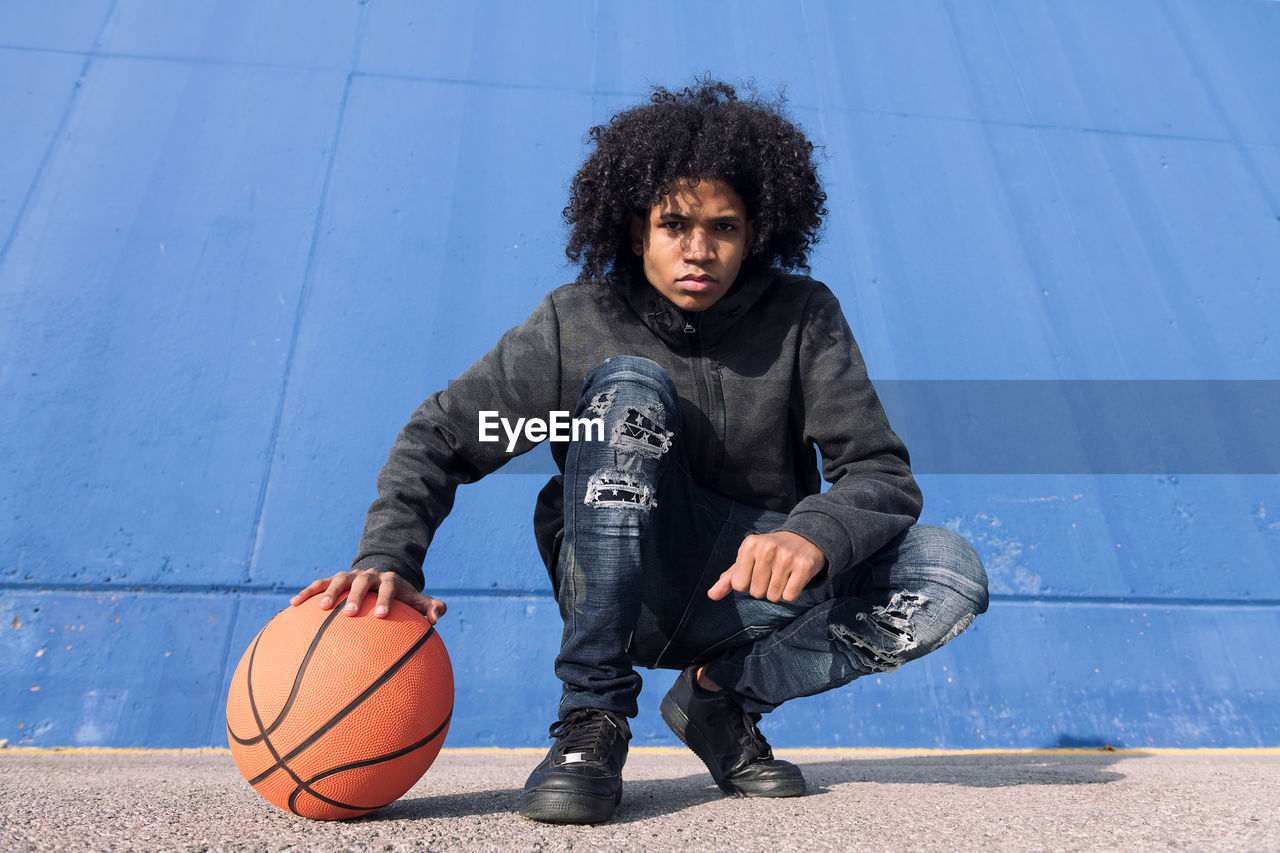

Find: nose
683;227;714;262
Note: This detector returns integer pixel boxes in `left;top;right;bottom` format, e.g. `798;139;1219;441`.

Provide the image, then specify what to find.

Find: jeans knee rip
832;592;928;673
609;405;672;458
584;467;657;510
937;612;976;647
584;387;617;418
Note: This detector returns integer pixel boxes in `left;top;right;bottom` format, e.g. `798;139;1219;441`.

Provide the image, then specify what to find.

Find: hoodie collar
620;265;776;348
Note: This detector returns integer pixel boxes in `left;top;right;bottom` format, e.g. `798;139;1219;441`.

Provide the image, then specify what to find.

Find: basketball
225;593;453;820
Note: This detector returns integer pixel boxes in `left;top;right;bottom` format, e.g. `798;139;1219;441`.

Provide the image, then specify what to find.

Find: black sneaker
518;708;631;824
660;667;805;798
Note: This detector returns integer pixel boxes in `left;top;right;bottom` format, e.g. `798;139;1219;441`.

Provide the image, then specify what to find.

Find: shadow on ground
372;750;1140;824
800;750;1139;788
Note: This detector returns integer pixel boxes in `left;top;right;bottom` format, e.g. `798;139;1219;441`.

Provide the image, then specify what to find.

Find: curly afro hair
564;79;826;281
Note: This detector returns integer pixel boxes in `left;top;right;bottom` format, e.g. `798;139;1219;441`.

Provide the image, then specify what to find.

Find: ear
745;220;756;253
629;213;645;257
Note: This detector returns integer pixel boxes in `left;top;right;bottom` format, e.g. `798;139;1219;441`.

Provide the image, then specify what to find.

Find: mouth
677;275;717;290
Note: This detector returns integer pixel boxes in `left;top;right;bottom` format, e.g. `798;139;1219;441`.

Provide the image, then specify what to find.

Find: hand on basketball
291;569;448;624
708;531;826;603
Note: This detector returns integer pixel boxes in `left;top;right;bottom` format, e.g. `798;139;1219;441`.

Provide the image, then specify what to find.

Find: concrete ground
1;748;1276;852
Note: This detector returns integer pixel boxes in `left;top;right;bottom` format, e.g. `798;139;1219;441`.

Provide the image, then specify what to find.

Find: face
630;178;754;312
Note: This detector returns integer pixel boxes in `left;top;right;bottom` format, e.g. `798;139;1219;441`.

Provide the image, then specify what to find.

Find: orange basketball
225;593;453;820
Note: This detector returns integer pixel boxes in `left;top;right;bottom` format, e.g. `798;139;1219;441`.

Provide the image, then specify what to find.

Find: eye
660;221;683;232
715;222;737;232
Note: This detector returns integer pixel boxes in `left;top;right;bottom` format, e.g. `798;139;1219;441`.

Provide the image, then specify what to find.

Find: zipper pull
683;320;696;334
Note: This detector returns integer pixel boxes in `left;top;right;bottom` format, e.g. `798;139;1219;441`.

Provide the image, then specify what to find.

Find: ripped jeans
552;356;989;718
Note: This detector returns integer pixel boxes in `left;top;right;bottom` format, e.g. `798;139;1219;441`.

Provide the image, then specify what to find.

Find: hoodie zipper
681;311;724;478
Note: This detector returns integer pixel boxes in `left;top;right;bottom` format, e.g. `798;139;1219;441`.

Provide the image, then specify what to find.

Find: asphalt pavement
1;748;1276;851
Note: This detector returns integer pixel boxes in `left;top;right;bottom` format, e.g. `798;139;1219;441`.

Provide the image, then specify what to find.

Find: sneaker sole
518;787;621;824
660;692;806;799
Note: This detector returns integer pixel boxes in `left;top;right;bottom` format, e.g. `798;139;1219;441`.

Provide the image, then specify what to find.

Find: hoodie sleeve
777;284;922;576
349;294;562;590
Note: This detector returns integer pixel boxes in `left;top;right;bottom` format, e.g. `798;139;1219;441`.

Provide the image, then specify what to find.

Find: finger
745;540;777;599
766;560;791;602
782;568;810;603
318;572;355;609
424;598;447;625
733;536;768;598
373;574;397;618
728;554;755;593
396;592;444;624
344;570;378;614
707;568;734;600
290;578;329;606
749;557;775;599
730;534;766;594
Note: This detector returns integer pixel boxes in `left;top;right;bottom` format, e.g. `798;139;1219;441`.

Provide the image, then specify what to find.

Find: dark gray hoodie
350;267;922;590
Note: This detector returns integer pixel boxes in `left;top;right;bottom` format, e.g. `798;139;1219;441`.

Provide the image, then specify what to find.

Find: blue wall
2;0;1277;749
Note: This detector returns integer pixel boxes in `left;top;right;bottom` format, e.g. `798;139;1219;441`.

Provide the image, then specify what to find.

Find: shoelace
549;709;623;763
707;697;773;763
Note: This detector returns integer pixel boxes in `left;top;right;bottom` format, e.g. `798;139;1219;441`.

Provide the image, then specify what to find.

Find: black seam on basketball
263;602;347;735
229;603;346;746
306;708;453;789
248;624;436;788
225;630;264;745
241;621;318;816
286;707;453;815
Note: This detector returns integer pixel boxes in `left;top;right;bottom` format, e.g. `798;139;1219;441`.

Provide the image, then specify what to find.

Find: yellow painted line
0;747;230;755
763;747;1280;757
2;746;1278;756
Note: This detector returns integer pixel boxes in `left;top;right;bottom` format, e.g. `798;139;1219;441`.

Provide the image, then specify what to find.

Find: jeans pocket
685;624;775;667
